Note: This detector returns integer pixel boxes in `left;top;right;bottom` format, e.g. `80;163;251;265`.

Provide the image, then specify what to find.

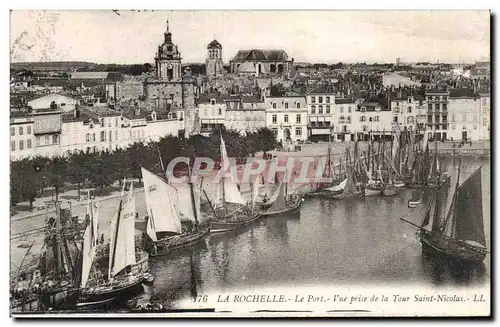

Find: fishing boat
11;201;82;312
382;160;400;196
142;167;210;257
207;134;261;233
260;181;303;217
402;163;488;266
78;182;148;306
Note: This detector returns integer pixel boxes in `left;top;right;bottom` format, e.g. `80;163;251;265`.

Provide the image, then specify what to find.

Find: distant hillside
10;61;98;72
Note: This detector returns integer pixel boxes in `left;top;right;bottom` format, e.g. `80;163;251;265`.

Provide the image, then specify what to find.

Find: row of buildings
10;21;490;161
10;86;490;161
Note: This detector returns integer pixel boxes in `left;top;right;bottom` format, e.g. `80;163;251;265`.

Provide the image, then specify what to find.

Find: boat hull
261;198;302;217
78;275;145;307
364;187;382;197
382;186;399;196
150;228;210;256
210;213;262;233
38;286;79;310
420;236;487;266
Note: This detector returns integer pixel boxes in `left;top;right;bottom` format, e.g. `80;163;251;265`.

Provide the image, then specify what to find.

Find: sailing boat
260;173;303;217
382;163;399;196
331;147;363;200
208;134;261;233
30;201;81;311
402;163;488;266
78;181;148;306
142;167;209;257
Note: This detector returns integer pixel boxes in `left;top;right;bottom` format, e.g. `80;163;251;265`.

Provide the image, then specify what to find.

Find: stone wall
116;76;145;101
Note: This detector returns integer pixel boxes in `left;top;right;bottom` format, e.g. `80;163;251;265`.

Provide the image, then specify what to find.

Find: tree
68;151;91;201
126;142;156;183
87;151;114;194
46;156;68;201
254;127;278;156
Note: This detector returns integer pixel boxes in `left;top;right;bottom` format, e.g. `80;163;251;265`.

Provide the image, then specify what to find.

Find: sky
9;10;491;65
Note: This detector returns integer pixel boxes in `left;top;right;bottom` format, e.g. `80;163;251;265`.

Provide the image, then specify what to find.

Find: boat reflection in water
420;253;487;287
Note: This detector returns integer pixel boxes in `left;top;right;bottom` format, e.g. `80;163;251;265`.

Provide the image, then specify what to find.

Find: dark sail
268;182;286;212
421;205;431;228
432;176;451;233
453;167;485;246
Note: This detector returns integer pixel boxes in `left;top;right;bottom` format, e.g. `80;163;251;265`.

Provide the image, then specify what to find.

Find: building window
326;96;330;103
311;97;316;104
11;141;15;151
19;126;23;135
19;140;24;150
443;96;448;102
285;102;289;109
295;127;302;136
115;118;118;127
27;139;32;149
218;108;222;115
10;127;14;136
340;106;344;114
272;103;277;109
435;103;440;110
27;126;31;134
318;105;323;114
435;115;440;123
347;116;351;123
210;99;216;105
326;105;331;114
427;115;433;123
311;105;316;114
408;106;412;114
109;130;112;142
442;115;448;123
296;102;301;109
52;135;59;144
483;117;488;126
86;133;90;142
318;96;323;104
36;136;40;146
100;131;106;142
296;114;301;123
348;106;352;113
93;133;96;141
393;116;398;123
369;117;373;122
443;103;447;110
45;135;49;144
271;114;277;124
284;114;289;123
428;104;432;110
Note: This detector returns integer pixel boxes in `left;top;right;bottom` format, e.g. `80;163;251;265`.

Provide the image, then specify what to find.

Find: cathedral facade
206;39;224;78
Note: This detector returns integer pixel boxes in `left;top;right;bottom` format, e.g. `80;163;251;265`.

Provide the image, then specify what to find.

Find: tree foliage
10;128;278;206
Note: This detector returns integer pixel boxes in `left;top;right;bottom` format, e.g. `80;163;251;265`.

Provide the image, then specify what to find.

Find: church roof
207;40;222;49
232;49;289;62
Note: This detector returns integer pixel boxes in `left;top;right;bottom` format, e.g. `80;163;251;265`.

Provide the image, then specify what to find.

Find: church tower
206;39;224;78
155;20;182;81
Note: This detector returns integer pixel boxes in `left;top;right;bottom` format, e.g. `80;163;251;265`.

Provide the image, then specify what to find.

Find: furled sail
80;196;99;287
453;167;485;247
109;182;137;278
251;175;260;209
142;167;182;236
219;134;247;205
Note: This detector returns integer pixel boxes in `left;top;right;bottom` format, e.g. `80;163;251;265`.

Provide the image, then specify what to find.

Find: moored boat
260;182;303;217
402;162;488;266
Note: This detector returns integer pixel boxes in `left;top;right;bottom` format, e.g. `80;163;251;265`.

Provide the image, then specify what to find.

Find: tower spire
166;19;170;33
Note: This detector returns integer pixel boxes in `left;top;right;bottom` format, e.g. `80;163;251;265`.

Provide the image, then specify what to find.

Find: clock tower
155;20;182;81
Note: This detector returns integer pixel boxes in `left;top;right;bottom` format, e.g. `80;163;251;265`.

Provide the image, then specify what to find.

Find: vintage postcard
9;10;491;317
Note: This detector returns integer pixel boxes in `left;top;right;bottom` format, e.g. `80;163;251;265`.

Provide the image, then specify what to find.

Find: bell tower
155;20;182;81
206;38;224;78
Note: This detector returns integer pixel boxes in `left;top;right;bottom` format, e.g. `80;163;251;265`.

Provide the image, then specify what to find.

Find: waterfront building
263;95;308;143
306;88;335;142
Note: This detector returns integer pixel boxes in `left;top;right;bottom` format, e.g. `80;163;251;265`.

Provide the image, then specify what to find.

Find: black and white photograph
8;10;491;317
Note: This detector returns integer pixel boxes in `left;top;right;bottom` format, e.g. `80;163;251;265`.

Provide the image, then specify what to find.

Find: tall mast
109;180;126;281
188;163;199;232
443;158;461;238
220;131;228;217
